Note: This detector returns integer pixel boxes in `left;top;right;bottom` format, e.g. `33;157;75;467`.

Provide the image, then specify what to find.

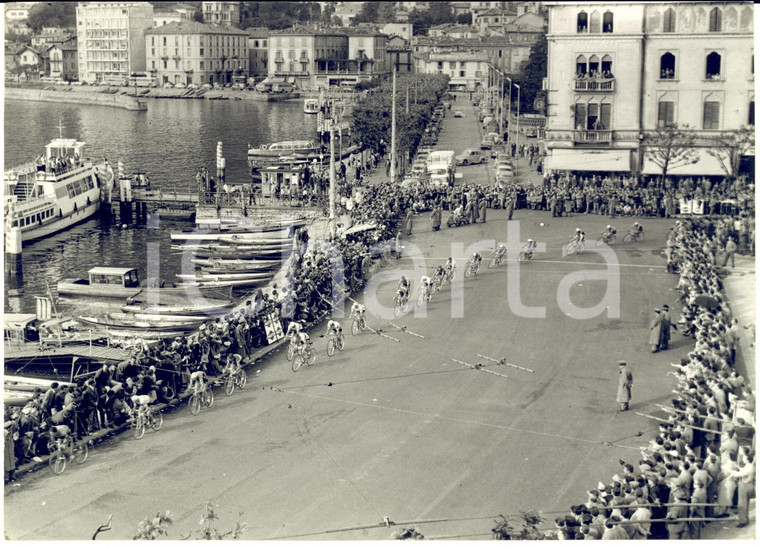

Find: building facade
416;51;489;91
48;42;78;80
76;2;154;84
202;1;240;26
246;27;269;81
145;21;248;86
544;2;754;176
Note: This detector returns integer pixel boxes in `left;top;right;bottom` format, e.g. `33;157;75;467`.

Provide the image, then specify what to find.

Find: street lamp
506;76;512;148
514;83;521;154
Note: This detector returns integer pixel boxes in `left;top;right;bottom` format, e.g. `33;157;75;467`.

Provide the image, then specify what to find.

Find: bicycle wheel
224;374;235;396
637;231;645;241
149;409;163;431
132;416;145;440
623;233;633;243
72;441;89;464
286;342;295;361
488;256;498;269
327;338;335;356
189;393;201;415
566;243;576;256
464;265;473;278
595;238;606;247
518;251;527;262
235;369;247;389
49;450;66;475
417;291;425;307
609;234;616;244
336;333;345;351
292;353;303;372
351;318;359;336
307;346;316;365
394;300;402;317
202;386;214;408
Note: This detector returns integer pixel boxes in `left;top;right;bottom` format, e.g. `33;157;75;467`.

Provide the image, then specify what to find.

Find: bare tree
643;125;699;182
706;126;755;181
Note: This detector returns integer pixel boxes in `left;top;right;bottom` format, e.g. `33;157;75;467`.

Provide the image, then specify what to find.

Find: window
577;11;588;32
575;102;610;130
437;61;443;69
658;101;675;127
163;60;167;69
603;11;613;33
749;101;755;126
663;8;675;32
703;101;720;129
460;70;465;77
706;52;721;79
601;55;613;75
163;37;166;46
449;62;456;69
588;55;599;76
576;54;587;76
590;11;600;33
709;7;722;32
660;53;675;79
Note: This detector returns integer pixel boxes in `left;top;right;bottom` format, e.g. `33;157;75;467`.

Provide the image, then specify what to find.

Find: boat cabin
87;267;140;288
41;138;87;174
260;165;305;199
4;314;40;344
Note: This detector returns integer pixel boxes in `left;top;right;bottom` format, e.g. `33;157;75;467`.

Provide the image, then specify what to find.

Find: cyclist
295;330;311;355
419;275;432;301
469;252;482;273
187;367;208;396
630;221;643;235
523;238;537;252
444;257;457;280
325;318;342;339
603;224;617;239
495;243;508;257
223;352;243;376
397;276;410;300
285;320;303;340
350;301;366;321
130;393;152;418
571;228;586;244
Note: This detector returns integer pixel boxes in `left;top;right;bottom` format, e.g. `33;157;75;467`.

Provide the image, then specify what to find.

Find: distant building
543;2;755;177
429;24;480;39
169;3;200;20
47;41;78;80
76;2;154;84
202;1;240;26
333;2;362;27
246;27;269;81
31;29;73;49
153;9;183;28
5;2;36;25
387;35;414;73
416;50;489;91
380;23;413;42
474;7;519;36
413;35;532;75
145;21;248;86
268;26;390;90
14;45;47;80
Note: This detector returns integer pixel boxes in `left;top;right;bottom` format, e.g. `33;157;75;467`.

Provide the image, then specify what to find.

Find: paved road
4;103;690;541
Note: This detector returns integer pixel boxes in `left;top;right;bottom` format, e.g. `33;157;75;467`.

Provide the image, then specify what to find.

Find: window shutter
600;103;611;129
575;103;586;129
703;101;719;129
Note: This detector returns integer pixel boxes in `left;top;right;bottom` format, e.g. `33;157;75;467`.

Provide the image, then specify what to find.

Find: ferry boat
57;267;162;298
4;135;114;245
304;98;320;114
247;140;323;171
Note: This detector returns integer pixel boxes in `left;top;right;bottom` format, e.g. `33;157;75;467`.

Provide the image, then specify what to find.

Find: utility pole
515;83;521;154
506;76;512;149
390;67;397;183
329;100;336;239
406;83;409;115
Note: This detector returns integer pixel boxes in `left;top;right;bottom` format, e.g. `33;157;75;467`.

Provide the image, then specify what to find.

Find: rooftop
145;21;247;36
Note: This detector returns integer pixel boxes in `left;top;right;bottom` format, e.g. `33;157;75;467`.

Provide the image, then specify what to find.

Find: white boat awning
641;149;729;176
546;149;631;172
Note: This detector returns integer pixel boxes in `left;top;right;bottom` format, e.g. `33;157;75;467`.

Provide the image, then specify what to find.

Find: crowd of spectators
548;217;755;540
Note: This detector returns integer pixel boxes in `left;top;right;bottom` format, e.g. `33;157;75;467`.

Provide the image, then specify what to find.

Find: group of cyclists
568;222;645;253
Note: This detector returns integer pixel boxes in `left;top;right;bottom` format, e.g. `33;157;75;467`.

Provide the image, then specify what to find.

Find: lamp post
506;76;512;148
498;69;504;137
514;83;521;154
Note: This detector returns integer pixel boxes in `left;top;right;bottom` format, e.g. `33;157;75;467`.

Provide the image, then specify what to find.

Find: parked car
162;82;174;88
187;83;199;89
453;110;464;118
201;83;213;90
455;149;486;166
174;82;186;89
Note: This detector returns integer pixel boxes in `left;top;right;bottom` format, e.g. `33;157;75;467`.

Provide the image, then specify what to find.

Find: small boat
174;278;267;289
77;314;203;334
304;98;320;114
148;207;196;222
121;290;234;317
170;227;294;242
57;267;161;298
176;271;274;282
191;258;281;270
191;247;291;260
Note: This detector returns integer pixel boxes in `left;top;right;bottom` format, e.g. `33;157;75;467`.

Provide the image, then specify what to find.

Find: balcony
574;78;614;92
573;130;613;144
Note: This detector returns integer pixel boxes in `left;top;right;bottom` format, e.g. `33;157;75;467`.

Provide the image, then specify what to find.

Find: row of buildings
6;1;545;90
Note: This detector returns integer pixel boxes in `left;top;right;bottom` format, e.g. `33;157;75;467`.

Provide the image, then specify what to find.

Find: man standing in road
649;308;663;353
617;361;633;411
660;304;676;351
430;205;441;231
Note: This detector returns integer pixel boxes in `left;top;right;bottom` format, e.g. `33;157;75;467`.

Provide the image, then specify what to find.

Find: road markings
450;358;509;379
475;353;534;373
388;321;425;338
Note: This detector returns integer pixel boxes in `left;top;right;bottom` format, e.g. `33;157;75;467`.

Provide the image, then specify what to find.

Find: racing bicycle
130;405;163;439
488;249;507;268
596;232;617;246
223;364;247;396
623;229;645;243
48;435;88;475
464;258;480;278
326;330;346;356
351;314;367;335
188;382;214;416
292;342;317;371
394;291;409;317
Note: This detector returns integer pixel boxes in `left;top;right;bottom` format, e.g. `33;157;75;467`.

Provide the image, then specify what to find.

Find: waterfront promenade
4;93;755;540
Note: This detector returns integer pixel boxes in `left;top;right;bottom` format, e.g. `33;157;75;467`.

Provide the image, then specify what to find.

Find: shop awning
641;149;729;176
546;149;631;172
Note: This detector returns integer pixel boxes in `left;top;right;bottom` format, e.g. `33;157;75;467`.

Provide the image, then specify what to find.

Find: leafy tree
130;502;245;541
409;2;456;35
456;12;473;25
706;126;755;181
491;511;545;540
644;125;699;182
26;2;77;33
134;512;174;540
515;32;547;114
240;2;320;29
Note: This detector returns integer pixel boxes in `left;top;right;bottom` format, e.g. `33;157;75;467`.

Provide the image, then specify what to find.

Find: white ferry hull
18;199;101;243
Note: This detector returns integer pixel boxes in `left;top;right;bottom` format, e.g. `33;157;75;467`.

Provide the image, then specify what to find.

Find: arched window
663;8;676;32
603;11;614;33
601;55;613;76
706;52;721;79
589;54;600;76
709;7;722;31
660;52;676;79
577;11;588;32
589;11;601;33
576;54;587;77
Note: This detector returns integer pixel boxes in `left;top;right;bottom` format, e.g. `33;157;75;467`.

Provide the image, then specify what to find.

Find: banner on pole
264;312;285;344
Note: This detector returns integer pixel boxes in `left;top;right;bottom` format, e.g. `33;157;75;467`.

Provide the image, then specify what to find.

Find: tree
706;126;755;181
516;32;547;114
456;12;473;25
409;2;456;35
491;511;545;540
644;125;699;182
26;2;77;33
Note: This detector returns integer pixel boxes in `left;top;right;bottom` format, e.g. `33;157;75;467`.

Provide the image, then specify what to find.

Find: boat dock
4;342;131;362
